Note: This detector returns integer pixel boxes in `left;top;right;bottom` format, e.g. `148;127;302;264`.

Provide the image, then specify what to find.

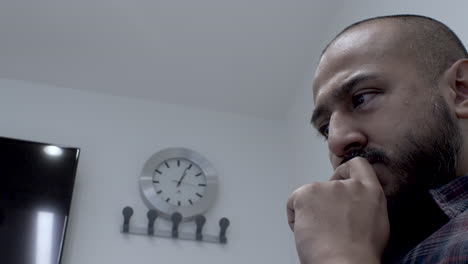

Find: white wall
325;0;468;43
0;79;295;264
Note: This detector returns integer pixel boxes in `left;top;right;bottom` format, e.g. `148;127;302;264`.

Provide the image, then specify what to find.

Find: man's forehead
313;70;350;102
313;22;405;101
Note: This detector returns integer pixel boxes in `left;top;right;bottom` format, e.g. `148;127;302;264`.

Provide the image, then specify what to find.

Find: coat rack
121;206;230;244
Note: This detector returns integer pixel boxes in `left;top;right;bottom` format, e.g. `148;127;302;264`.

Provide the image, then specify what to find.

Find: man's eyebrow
310;106;329;127
310;73;380;126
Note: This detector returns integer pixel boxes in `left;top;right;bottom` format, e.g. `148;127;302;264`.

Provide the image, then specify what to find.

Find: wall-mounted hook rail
120;206;230;244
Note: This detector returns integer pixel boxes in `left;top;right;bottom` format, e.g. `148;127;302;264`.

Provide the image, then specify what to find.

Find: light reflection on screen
43;146;63;157
36;211;54;264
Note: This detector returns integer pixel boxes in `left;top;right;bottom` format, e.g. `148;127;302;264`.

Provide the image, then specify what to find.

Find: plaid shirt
398;175;468;264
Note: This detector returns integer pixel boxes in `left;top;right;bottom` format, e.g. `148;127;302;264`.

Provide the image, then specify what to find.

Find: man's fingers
331;157;382;188
330;162;350;181
349;157;380;184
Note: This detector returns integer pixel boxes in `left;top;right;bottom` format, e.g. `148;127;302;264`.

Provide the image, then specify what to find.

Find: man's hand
287;157;389;264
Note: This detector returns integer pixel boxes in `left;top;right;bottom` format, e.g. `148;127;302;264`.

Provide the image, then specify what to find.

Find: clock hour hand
172;180;199;187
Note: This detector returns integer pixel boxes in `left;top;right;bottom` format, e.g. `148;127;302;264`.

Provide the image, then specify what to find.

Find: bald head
321;15;468;83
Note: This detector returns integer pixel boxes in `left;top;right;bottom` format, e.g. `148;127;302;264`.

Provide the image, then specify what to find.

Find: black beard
381;127;459;263
385;97;461;263
342;96;462;263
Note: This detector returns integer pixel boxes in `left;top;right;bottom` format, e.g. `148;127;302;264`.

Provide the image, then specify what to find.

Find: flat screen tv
0;136;80;264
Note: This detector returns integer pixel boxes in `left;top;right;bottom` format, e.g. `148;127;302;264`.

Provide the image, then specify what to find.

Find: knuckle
290;183;322;207
345;178;364;189
330;179;345;189
329;180;347;194
297;182;321;193
335;161;349;172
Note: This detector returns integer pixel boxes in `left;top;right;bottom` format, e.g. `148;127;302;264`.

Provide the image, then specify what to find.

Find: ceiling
0;1;337;120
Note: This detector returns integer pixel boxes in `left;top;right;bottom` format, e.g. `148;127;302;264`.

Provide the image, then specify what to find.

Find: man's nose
327;113;367;158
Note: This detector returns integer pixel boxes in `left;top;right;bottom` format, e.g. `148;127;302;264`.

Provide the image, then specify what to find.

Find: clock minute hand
176;167;190;187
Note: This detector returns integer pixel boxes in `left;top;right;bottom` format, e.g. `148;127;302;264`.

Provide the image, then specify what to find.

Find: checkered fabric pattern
398;176;468;264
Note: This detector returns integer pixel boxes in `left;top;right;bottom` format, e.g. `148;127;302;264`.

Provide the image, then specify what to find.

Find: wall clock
139;148;218;221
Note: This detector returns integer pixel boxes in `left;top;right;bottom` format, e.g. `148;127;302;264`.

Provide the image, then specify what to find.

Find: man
287;15;468;264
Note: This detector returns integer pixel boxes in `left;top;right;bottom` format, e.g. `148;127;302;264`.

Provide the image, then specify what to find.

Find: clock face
152;158;207;207
140;148;218;221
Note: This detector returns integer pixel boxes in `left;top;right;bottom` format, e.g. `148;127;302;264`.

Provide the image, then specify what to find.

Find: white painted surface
0;79;294;264
0;0;338;120
322;0;468;44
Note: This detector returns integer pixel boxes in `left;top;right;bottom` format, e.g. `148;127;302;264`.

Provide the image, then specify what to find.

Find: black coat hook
122;206;134;233
195;215;206;241
171;212;182;238
219;217;230;244
147;210;158;235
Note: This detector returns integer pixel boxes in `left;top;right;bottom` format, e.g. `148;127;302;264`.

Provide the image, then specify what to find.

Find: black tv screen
0;137;80;264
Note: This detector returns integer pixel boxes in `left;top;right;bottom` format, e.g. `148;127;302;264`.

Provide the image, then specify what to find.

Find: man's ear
445;59;468;118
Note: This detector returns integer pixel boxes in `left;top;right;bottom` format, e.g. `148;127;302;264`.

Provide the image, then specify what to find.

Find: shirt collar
429;175;468;219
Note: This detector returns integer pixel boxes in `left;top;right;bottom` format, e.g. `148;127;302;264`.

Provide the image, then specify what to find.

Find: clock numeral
196;193;203;198
166;198;170;203
178;201;181;206
164;162;170;168
188;199;193;205
155;170;162;174
177;160;180;167
198;183;206;187
157;190;162;194
187;164;193;170
195;173;202;177
153;180;159;183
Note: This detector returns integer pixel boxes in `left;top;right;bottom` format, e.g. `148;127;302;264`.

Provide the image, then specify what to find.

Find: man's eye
352;92;376;108
319;124;329;138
